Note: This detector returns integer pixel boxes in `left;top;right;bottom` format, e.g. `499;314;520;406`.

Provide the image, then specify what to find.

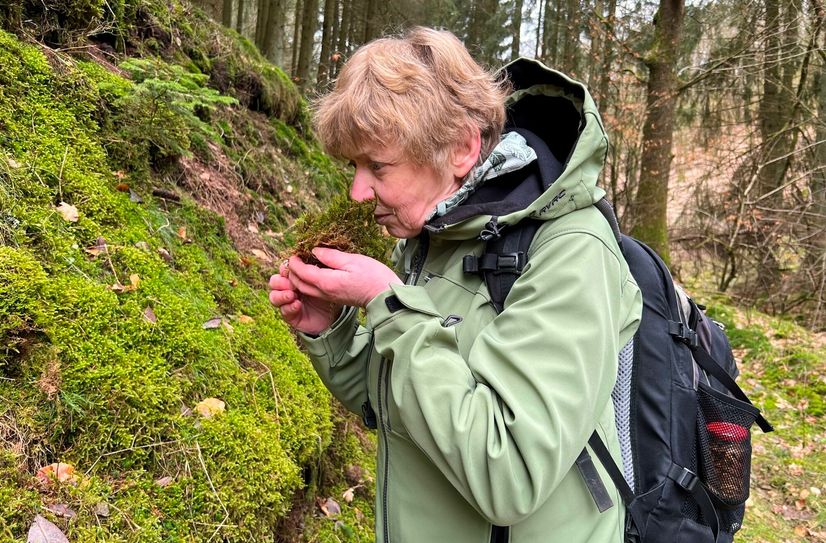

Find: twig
85;439;181;475
195;441;230;542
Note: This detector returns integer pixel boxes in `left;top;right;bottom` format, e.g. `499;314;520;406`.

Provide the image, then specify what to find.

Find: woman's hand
286;247;402;308
268;261;342;335
269;248;402;335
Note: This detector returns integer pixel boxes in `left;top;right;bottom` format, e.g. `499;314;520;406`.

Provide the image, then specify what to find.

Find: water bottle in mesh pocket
696;382;759;507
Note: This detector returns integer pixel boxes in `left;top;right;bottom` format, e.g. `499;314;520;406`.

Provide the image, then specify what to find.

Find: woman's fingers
268;287;296;307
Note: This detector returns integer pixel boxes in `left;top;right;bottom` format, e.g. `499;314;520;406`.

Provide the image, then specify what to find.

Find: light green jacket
302;59;642;543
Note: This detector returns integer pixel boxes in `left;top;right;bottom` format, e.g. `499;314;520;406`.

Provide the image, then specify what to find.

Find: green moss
290;194;394;266
0;247;49;360
0;22;355;541
0;449;40;540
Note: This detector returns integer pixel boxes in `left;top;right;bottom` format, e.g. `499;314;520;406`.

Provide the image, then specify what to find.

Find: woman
269;27;641;543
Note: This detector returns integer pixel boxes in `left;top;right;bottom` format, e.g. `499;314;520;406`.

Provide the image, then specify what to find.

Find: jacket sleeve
299;240;408;416
300;307;372;416
365;229;641;525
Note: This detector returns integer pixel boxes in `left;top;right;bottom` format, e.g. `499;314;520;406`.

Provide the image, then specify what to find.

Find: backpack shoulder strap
462;218;542;313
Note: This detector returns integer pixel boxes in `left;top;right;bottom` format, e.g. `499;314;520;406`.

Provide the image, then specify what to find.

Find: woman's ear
451;126;481;179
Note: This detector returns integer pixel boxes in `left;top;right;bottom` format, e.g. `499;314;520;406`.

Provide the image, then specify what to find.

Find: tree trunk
756;0;795;199
261;0;285;63
296;0;319;89
560;0;580;75
546;0;561;66
807;16;826;325
347;0;361;55
291;0;303;75
255;0;269;49
595;0;617;107
235;0;244;33
362;0;378;43
222;0;233;26
317;0;336;86
535;0;544;59
630;0;685;263
510;0;524;61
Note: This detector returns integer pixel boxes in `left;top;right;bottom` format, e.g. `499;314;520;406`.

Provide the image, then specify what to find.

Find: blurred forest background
190;0;826;330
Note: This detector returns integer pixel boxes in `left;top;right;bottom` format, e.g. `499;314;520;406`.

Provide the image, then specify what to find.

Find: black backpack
462;202;773;543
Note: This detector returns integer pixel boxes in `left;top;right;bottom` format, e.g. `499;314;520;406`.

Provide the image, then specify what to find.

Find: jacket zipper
378;233;430;542
378;357;391;543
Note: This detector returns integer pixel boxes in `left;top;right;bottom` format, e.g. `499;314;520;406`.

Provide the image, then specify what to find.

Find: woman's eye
369;162;384;172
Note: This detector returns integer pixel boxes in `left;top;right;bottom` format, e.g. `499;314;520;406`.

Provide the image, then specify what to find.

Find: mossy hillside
0;27;345;542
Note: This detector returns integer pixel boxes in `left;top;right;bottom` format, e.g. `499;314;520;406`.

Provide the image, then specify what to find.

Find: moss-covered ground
0;1;373;541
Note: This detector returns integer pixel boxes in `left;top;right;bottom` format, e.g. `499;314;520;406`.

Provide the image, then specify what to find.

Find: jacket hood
426;58;609;240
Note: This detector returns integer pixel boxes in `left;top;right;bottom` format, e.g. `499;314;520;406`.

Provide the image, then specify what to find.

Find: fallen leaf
177;227;187;240
43;504;76;519
238;315;254;324
202;317;222;330
113;170;127;179
8;157;21;168
154;476;174;487
158;248;172;263
247;223;260;234
143;307;157;324
27;515;69;543
342;487;355;503
93;502;110;517
84;245;104;257
194;398;225;418
55;203;78;223
115;182;130;192
110;274;140;294
134;241;150;251
36;463;77;486
317;497;341;517
251;249;272;263
794;525;809;537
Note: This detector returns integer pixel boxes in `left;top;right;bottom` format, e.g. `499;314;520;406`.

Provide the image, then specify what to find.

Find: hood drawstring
480;217;504;241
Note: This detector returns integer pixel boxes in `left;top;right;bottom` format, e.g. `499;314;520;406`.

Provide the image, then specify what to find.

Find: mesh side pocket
696;382;759;507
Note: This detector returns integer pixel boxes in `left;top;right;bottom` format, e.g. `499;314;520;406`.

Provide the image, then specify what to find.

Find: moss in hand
289;194;394;266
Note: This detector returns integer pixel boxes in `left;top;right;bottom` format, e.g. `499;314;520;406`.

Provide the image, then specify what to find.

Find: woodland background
0;0;823;542
191;0;826;328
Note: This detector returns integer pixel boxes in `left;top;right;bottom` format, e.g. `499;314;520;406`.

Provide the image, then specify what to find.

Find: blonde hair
313;27;509;171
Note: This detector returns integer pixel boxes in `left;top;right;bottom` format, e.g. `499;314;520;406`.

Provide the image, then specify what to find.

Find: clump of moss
289;195;394;266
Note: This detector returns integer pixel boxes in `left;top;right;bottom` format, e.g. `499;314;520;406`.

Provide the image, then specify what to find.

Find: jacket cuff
300;306;359;363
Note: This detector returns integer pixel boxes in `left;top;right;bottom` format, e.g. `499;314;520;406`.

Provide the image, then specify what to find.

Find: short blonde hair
313;27;509;171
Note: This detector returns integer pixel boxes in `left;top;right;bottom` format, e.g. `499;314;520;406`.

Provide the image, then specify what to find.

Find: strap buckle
668;465;699;492
494;252;526;274
668;321;699;349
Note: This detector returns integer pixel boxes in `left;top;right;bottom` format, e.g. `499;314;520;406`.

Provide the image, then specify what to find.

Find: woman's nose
350;169;374;202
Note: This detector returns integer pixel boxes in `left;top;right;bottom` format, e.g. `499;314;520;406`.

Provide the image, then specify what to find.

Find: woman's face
348;143;461;239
